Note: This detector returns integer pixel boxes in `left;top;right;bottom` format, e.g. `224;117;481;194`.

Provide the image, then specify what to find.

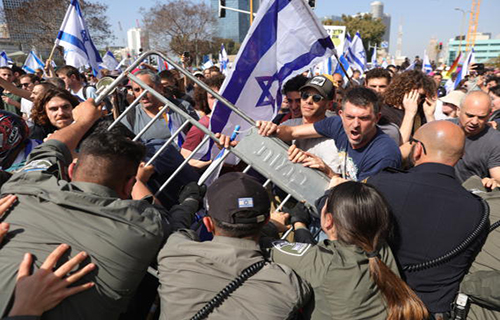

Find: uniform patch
272;240;311;257
22;159;52;172
238;197;254;208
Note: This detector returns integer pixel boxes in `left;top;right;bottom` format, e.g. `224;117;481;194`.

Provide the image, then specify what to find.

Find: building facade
210;0;260;43
2;0;32;43
447;33;500;65
370;1;391;50
127;28;149;58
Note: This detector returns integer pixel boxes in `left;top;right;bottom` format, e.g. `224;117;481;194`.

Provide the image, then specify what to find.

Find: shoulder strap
190;260;266;320
82;85;88;100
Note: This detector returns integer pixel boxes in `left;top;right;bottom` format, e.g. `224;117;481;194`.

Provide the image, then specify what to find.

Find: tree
486;54;500;69
209;38;241;57
5;0;113;50
324;14;385;52
140;0;216;64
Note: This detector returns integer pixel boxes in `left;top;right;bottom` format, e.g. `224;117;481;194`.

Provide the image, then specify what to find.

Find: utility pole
396;18;403;58
454;8;467;54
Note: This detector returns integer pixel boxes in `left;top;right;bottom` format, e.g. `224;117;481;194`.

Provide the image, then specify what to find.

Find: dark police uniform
0;140;166;319
368;163;488;314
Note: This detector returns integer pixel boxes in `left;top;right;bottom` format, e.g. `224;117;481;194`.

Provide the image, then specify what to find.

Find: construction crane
465;0;481;52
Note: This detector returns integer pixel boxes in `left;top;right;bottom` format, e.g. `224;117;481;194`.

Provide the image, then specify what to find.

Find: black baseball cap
206;172;270;224
299;75;335;100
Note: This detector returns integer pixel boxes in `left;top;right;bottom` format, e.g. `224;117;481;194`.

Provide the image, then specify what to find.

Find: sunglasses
409;136;427;155
20;83;31;88
301;92;324;103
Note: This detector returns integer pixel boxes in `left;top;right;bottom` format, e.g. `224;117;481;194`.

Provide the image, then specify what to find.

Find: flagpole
332;50;354;85
45;44;58;72
250;0;253;25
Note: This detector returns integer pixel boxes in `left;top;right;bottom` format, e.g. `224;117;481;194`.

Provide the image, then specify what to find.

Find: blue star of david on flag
255;76;277;108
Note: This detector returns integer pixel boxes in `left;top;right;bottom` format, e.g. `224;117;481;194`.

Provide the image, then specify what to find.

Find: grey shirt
157;229;312;320
282;118;341;174
455;126;500;182
121;99;198;143
0;140;165;319
121;105;172;141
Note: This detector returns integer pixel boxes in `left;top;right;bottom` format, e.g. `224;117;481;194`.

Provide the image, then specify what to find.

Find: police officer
270;182;427;320
157;172;312;320
367;121;489;318
0;100;200;319
458;176;500;320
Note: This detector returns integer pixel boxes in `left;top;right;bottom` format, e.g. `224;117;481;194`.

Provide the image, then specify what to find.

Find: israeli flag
333;54;350;77
0;51;12;67
345;32;366;74
22;51;46;73
100;50;119;70
156;55;169;72
454;49;475;89
370;48;378;69
202;59;214;70
55;0;102;76
405;60;416;71
219;44;229;76
381;58;388;69
423;50;432;74
210;0;335;145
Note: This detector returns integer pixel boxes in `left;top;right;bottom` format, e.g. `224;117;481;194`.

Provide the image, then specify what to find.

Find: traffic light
439;42;443;50
308;0;316;9
219;0;226;18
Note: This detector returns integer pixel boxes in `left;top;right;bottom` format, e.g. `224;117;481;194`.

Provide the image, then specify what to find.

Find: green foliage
486;54;500;69
324;14;386;52
212;38;241;56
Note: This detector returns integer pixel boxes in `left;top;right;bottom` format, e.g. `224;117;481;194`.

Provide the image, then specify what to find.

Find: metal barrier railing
96;50;330;232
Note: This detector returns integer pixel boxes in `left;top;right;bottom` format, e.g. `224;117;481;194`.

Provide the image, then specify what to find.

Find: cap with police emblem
206;172;270;224
299;74;335;100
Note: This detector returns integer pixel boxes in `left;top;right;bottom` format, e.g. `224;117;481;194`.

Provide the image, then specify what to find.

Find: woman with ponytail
270;181;428;320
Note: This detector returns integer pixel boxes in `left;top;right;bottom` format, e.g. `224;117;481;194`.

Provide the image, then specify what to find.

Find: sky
106;0;500;58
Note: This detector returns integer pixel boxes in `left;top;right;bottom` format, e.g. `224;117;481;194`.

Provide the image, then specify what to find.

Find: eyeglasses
20;83;31;88
301;92;324;103
409;136;427;155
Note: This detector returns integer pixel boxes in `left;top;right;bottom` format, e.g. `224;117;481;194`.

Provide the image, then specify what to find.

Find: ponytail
326;182;429;320
368;253;428;320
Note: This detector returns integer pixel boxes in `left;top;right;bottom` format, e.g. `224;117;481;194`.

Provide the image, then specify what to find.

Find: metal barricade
96;50;329;218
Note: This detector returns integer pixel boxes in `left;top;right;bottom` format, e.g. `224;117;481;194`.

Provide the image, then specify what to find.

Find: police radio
451;293;470;320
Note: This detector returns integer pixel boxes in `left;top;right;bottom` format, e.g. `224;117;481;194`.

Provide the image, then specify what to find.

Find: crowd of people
0;54;500;320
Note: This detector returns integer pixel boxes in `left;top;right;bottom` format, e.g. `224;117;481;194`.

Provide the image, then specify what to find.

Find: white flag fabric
210;0;335;144
381;58;388;69
454;49;475;89
423;50;432;74
345;32;366;74
22;51;45;73
370;48;378;69
55;0;102;76
0;51;12;67
100;50;119;70
219;44;229;76
202;60;214;70
405;60;416;71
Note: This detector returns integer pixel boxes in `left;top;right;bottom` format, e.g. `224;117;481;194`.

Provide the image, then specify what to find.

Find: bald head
459;91;493;136
413;120;465;166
